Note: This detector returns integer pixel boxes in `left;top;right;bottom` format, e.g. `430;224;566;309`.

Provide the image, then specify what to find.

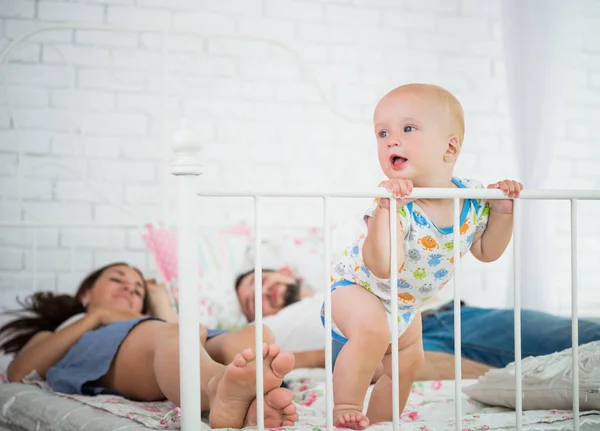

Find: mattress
0;382;158;431
1;367;599;430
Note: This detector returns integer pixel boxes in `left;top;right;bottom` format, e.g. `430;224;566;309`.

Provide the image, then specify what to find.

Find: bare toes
270;350;295;378
267;343;280;357
241;347;255;361
232;353;247;367
282;403;296;416
264;387;294;410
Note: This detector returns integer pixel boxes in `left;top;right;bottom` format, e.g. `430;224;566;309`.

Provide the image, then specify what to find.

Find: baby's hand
487;179;523;214
377;179;413;210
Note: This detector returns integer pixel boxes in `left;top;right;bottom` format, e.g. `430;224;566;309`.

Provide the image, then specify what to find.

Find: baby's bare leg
419;351;494;380
366;313;424;424
331;284;390;430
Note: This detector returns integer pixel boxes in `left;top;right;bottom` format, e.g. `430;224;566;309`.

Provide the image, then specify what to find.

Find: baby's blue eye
379;130;388;138
404;126;415;132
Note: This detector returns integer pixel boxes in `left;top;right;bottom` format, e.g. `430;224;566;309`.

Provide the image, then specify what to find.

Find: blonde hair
387;83;465;146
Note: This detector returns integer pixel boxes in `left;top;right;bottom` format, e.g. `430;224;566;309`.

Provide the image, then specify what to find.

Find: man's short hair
234;268;276;291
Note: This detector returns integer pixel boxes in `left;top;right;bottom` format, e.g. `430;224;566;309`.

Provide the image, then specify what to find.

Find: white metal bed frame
173;135;600;431
1;20;598;431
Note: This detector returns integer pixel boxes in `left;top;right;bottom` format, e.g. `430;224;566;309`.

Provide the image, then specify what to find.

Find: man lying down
233;268;600;380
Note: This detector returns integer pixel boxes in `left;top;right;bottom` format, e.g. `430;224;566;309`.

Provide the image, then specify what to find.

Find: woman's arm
293;349;326;369
7;312;101;382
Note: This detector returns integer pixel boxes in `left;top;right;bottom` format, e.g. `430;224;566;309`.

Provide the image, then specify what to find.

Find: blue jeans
206;329;229;339
331;304;600;369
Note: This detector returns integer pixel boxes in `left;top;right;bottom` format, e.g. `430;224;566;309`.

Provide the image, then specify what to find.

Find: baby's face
374;88;454;186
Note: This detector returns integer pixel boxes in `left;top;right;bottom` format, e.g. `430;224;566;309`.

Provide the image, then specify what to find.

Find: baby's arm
471;179;523;263
363;205;406;279
470;210;513;262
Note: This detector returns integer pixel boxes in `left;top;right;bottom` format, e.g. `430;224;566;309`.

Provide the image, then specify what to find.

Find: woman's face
80;265;146;313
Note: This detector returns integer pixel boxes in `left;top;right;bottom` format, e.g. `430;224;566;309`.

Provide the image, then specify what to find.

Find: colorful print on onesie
326;178;490;342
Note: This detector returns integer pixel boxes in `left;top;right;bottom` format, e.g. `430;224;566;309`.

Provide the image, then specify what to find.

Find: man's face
236;271;301;321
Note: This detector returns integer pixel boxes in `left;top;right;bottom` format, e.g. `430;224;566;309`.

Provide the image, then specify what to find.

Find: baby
323;83;523;429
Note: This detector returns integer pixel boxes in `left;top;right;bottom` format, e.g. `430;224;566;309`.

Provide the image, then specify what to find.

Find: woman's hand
144;279;178;322
146;279;172;311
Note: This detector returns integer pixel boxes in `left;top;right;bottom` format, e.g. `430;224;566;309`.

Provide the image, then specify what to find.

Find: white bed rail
172;122;599;431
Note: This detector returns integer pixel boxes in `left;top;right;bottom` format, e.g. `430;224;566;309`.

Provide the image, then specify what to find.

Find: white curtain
501;0;579;312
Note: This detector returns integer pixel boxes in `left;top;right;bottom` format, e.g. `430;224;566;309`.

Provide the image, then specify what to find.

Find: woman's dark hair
0;262;149;355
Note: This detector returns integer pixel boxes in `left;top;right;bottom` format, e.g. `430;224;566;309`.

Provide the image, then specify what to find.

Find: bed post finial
171;118;202;176
172;117;203;430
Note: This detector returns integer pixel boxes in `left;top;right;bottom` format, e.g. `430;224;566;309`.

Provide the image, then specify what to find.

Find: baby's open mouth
390;155;407;168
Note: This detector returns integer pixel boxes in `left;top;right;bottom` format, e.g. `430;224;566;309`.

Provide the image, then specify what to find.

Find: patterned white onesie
323;177;491;342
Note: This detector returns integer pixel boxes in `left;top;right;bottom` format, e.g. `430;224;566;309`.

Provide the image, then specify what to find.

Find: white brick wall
38;2;104;24
0;0;599;318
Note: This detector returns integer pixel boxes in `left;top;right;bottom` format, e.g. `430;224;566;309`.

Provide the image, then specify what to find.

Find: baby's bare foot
207;344;296;429
334;405;369;430
245;387;298;427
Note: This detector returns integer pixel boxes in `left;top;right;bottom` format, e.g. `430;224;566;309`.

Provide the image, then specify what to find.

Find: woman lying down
0;262;298;429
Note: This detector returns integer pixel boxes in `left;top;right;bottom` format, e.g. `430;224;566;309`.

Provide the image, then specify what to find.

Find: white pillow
142;224;251;329
463;341;600;410
241;218;366;291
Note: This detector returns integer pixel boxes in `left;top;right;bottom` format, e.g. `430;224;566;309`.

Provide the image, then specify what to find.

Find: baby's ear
443;136;460;162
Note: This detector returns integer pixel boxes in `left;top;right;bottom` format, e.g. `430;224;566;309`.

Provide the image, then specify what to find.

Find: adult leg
421;307;497;379
97;321;298;428
515;309;600;363
205;324;274;365
422;305;600;370
426;306;600;369
366;313;424;425
418;351;494;380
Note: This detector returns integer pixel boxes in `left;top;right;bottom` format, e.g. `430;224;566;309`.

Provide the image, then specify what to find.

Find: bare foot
334;405;370;430
206;343;297;429
246;387;299;427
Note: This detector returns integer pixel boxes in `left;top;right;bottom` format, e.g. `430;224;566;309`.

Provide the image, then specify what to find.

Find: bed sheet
2;367;600;430
287;369;600;431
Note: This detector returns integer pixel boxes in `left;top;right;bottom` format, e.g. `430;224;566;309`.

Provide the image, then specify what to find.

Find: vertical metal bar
323;196;334;431
453;198;461;431
571;199;580;431
254;196;265;431
177;176;201;431
513;199;522;430
32;229;37;292
389;197;399;431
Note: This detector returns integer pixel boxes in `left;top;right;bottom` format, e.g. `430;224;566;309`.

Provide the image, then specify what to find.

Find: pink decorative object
401;410;419;421
142;224;179;283
221;222;252;237
431;380;442;391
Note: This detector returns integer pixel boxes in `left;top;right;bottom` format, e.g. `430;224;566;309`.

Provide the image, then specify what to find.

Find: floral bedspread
1;368;599;430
